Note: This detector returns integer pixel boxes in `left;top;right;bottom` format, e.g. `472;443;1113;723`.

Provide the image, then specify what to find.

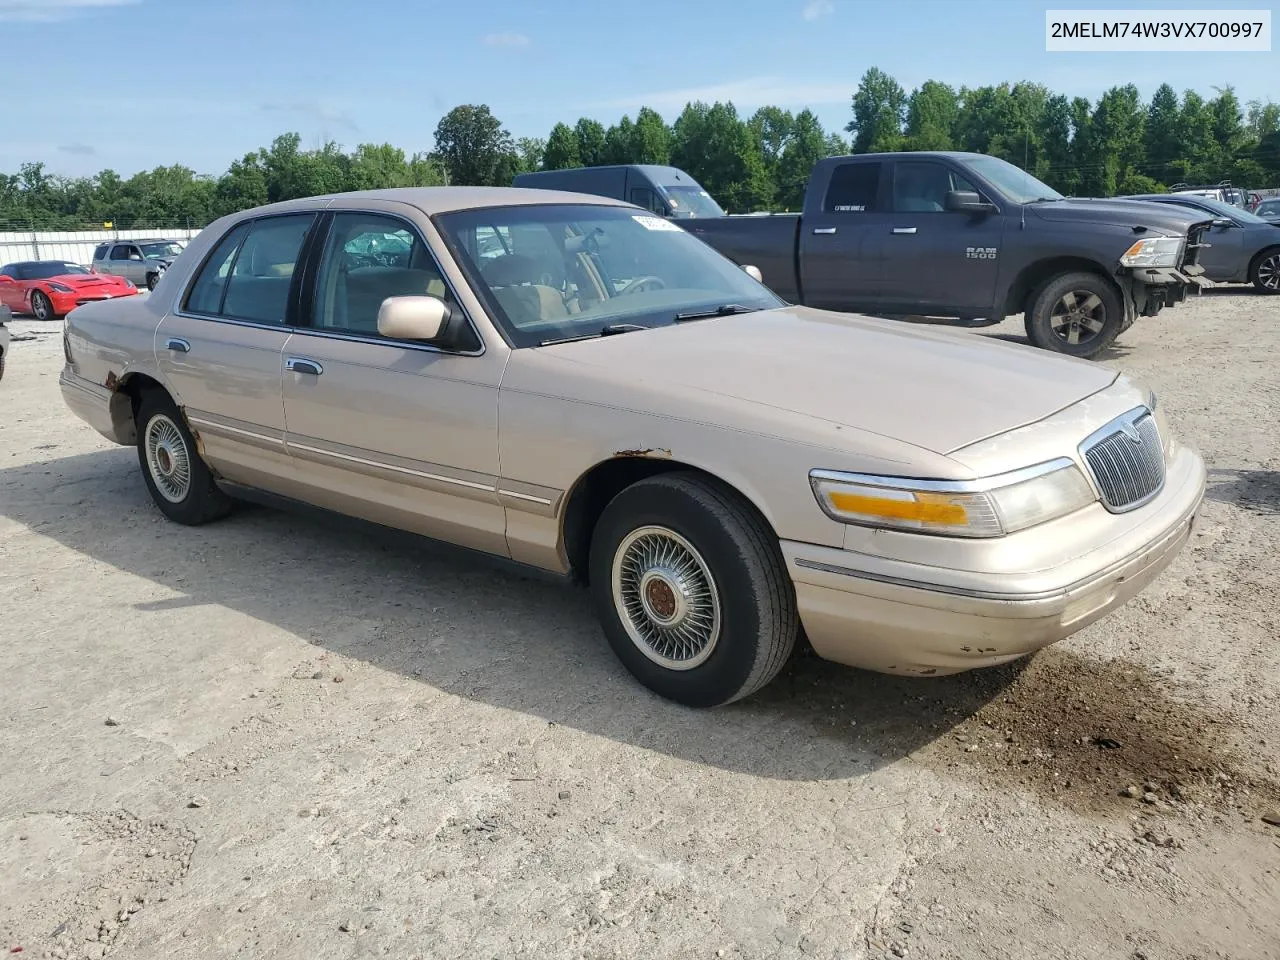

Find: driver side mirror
1212;217;1234;228
945;190;998;214
741;264;763;283
0;275;13;283
377;295;450;341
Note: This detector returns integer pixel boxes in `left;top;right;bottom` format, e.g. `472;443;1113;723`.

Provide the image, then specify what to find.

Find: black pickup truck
682;151;1212;358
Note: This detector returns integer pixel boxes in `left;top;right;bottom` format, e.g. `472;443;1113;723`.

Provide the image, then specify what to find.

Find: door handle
165;337;190;353
892;227;918;235
812;227;838;235
285;357;323;376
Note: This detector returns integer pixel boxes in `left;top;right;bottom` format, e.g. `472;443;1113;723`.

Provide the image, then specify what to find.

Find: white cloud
0;0;141;22
483;32;530;48
595;77;852;114
802;0;834;21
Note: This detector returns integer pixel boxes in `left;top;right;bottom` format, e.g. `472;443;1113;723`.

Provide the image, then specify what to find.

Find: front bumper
783;446;1205;676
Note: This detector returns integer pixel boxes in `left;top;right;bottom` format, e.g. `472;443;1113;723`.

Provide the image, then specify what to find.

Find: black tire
1250;247;1280;294
30;290;56;321
147;272;160;291
587;472;797;707
135;390;232;525
0;351;5;382
1024;272;1123;359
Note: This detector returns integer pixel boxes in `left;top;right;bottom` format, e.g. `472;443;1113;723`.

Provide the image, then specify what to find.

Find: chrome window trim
809;456;1077;495
1076;405;1165;514
172;206;487;359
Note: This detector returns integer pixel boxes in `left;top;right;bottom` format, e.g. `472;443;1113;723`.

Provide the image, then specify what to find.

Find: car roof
4;259;81;268
219;186;634;220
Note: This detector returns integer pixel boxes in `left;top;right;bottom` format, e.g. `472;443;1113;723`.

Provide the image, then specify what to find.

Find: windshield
24;262;89;279
435;203;784;348
1177;195;1269;224
140;242;184;260
661;185;726;218
965;155;1064;204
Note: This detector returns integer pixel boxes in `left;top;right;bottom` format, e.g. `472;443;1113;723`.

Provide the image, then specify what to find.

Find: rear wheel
1250;248;1280;293
30;291;55;321
588;473;797;707
135;390;232;525
1024;272;1123;359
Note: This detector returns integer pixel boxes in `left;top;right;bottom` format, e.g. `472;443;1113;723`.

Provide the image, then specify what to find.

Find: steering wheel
617;275;666;296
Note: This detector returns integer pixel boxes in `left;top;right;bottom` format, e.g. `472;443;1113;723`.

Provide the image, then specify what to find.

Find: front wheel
135;391;232;525
147;272;160;291
1024;272;1123;359
1250;248;1280;293
30;291;56;321
588;473;797;707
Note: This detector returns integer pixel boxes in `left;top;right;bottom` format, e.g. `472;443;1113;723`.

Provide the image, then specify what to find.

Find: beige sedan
59;187;1205;706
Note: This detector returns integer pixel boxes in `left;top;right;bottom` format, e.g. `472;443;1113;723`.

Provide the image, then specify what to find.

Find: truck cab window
823;163;880;213
893;162;979;213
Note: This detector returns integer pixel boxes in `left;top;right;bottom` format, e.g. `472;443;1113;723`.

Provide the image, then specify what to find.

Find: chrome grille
1081;409;1165;512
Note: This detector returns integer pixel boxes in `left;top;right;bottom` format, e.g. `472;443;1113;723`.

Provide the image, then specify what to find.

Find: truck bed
682;215;802;303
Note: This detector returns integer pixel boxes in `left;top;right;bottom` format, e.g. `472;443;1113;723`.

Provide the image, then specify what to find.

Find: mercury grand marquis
59;187;1206;707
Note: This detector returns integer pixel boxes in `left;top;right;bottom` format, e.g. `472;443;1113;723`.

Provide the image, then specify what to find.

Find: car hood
48;273;127;288
537;306;1118;455
1030;198;1207;235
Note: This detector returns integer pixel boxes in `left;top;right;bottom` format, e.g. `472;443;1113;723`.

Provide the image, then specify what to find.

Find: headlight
48;281;73;293
810;459;1097;538
1119;236;1183;268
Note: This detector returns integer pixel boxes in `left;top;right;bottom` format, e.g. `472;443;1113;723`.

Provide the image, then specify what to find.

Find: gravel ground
1;289;1278;960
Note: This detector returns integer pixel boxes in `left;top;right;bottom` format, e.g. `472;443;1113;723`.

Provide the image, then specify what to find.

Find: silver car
91;238;186;290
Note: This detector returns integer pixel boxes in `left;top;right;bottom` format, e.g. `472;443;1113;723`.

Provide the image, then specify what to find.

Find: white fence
0;228;205;268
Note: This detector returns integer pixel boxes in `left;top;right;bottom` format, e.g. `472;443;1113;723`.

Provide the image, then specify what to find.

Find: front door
878;159;1005;316
796;159;887;312
155;212;317;488
280;209;508;556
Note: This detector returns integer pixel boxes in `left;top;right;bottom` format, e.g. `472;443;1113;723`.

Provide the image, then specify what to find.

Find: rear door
879;158;1005;315
154;213;317;488
796;160;886;311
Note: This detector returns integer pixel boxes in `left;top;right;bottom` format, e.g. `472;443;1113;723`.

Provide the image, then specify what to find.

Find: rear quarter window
823;163;881;213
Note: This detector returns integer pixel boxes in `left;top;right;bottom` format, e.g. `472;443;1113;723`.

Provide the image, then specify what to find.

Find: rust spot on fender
614;448;673;458
104;371;119;391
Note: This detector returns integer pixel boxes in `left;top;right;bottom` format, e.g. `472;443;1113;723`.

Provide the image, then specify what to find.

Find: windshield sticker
633;215;681;232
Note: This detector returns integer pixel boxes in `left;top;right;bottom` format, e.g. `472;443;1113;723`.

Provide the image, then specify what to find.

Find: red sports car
0;259;138;320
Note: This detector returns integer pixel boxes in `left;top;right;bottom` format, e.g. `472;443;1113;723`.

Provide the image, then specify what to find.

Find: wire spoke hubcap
1049;290;1106;345
1259;255;1280;290
611;525;721;671
144;414;192;503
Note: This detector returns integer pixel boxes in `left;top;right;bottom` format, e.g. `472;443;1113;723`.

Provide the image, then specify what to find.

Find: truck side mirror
945;190;998;214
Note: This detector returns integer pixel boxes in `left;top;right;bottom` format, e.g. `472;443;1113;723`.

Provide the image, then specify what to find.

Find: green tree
631;107;672;164
777;109;826;210
603;116;636;165
543;122;581;169
748;106;795;183
432;104;516;185
846;67;905;153
671;101;772;212
514;137;546;174
903;81;957;151
1144;83;1182;183
574;118;608;167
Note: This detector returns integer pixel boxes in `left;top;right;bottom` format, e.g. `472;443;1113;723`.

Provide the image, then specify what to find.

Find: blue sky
3;0;1275;179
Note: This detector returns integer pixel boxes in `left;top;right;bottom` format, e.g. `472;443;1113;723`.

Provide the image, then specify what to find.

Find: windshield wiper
538;323;648;346
672;303;757;323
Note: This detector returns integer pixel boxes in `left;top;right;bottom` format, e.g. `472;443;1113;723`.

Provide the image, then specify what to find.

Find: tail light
63;330;74;365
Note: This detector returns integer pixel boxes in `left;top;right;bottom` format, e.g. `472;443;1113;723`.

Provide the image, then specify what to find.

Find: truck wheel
588;472;797;707
1025;272;1122;359
1250;248;1280;293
